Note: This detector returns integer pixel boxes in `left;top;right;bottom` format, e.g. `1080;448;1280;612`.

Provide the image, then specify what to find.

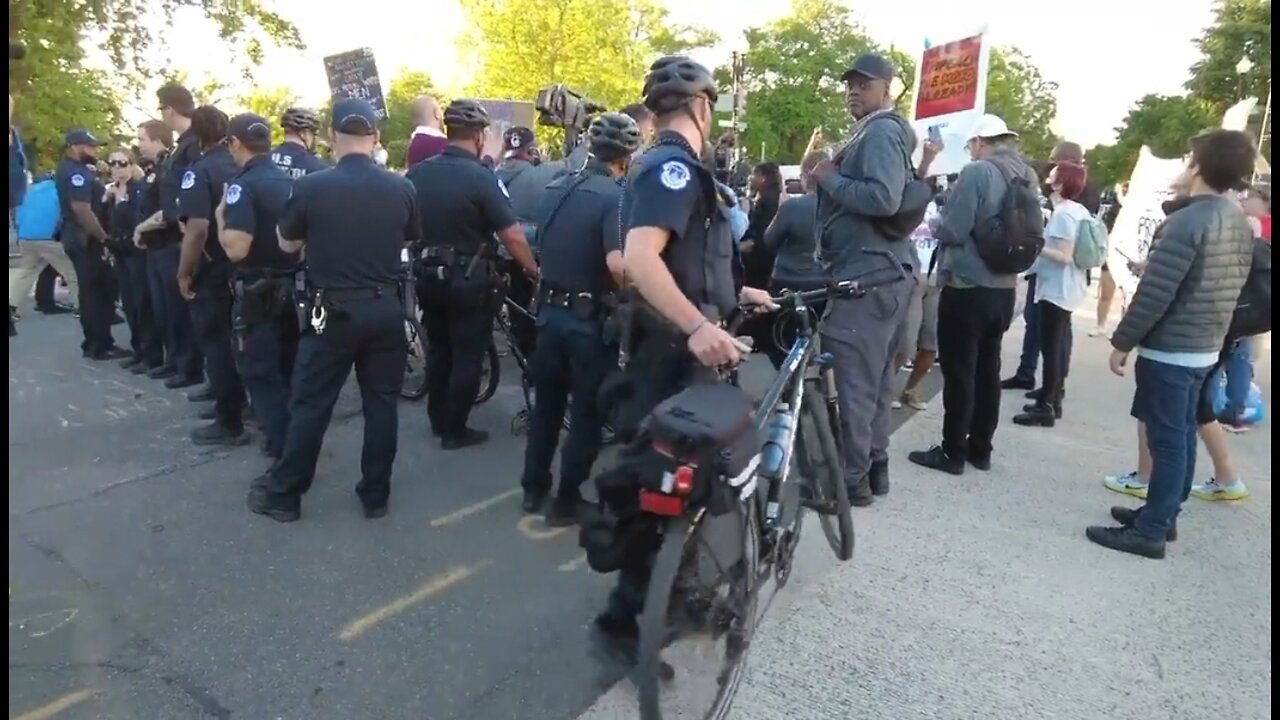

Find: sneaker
1103;471;1148;499
1088;326;1109;338
1000;375;1035;391
899;388;928;411
1109;506;1177;541
907;445;964;476
1190;477;1249;502
1085;524;1166;559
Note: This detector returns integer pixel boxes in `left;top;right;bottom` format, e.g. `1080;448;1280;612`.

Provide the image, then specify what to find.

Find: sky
159;0;1219;149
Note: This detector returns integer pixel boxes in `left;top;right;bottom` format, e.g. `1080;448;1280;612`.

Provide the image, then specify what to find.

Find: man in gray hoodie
811;53;919;505
908;115;1039;476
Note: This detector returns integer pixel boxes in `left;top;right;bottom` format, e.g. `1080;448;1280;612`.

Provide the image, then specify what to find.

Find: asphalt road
8;308;942;720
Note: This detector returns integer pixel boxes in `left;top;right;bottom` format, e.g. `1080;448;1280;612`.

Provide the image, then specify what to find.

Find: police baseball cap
227;113;273;143
331;98;379;136
841;53;895;83
64;129;103;147
503;126;536;152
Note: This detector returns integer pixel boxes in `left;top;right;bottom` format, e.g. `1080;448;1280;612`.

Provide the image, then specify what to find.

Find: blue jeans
1130;357;1211;541
1220;337;1254;419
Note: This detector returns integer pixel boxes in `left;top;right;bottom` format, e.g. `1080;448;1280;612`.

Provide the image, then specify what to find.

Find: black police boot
1013;404;1056;428
164;374;201;389
441;428;489;451
1001;375;1035;391
195;404;216;421
521;490;547;514
907;445;965;476
118;355;140;369
545;496;588;527
868;459;890;496
246;487;300;523
147;364;178;380
187;385;213;403
191;422;250;447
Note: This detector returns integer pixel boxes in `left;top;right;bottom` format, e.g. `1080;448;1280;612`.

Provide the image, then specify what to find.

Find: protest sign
1107;146;1186;293
323;47;388;120
909;28;991;177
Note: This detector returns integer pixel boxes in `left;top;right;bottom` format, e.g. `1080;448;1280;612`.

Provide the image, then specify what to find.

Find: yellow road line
338;561;493;641
557;554;589;573
516;516;571;541
12;689;99;720
429;489;521;528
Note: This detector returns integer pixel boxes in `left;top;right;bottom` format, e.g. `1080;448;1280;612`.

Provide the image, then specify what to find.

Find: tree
379;70;444;169
10;0;303;169
1084;94;1216;189
1184;0;1271;161
237;87;301;146
985;47;1059;162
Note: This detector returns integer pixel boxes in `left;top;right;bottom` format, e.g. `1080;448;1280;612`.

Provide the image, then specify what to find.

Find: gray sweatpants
821;276;915;486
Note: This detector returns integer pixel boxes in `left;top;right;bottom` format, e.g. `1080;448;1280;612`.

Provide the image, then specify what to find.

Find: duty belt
539;284;609;318
421;246;493;266
307;284;400;335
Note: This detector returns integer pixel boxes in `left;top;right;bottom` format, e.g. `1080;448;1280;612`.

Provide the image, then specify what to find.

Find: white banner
909;27;991;177
1107;146;1186;293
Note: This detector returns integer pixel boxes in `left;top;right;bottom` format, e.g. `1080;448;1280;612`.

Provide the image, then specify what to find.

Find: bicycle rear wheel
474;339;501;405
400;318;428;400
636;509;758;720
796;386;854;561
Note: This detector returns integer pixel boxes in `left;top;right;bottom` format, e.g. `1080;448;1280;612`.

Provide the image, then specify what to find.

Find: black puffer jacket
1111;195;1253;354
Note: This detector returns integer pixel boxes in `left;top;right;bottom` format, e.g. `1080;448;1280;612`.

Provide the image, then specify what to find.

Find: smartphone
927;125;943;145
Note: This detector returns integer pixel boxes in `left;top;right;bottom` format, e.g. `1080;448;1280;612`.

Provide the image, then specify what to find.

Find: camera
535;84;606;156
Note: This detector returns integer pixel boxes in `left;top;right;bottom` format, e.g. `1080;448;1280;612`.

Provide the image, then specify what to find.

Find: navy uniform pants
265;295;406;510
115;251;163;366
233;285;300;458
64;239;115;354
419;268;495;438
146;243;203;377
189;274;245;429
520;306;614;502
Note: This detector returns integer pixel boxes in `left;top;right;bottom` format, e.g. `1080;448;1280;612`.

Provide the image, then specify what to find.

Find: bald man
406;95;447;167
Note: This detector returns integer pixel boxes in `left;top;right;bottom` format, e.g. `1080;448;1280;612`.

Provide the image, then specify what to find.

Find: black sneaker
190;422;250;447
847;477;874;507
907;445;965;475
164;374;201;389
1109;506;1177;541
545;497;587;527
1085;524;1166;559
441;428;489;450
246;488;300;523
968;454;992;471
868;459;890;496
1000;375;1035;391
1013;405;1056;428
521;490;547;514
148;365;178;380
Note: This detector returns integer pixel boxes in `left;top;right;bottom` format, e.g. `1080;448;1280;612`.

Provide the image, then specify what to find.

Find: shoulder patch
497;178;511;198
180;170;196;190
225;184;242;205
659;161;691;191
146;173;156;184
70;173;86;188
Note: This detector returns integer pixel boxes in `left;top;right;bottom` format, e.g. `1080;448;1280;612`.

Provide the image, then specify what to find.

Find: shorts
897;279;940;357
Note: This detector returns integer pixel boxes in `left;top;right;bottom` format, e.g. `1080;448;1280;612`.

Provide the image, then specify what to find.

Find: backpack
975;159;1044;274
1073;214;1109;269
15;178;61;241
1229;238;1271;338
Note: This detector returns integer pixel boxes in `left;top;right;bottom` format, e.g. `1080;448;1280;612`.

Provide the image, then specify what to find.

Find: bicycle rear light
639;489;685;517
671;465;695;496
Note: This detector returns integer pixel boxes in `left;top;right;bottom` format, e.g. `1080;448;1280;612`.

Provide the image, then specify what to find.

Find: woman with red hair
1014;162;1091;427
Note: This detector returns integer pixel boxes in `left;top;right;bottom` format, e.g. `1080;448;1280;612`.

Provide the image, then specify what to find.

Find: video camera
535;84;606;157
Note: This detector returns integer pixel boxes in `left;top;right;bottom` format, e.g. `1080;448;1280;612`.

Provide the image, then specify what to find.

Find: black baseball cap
64;129;103;147
503;126;536;152
331;97;379;136
841;53;895;83
227;113;273;143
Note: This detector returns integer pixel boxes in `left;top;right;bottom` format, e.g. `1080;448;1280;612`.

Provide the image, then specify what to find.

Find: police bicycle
399;250;430;400
632;252;906;720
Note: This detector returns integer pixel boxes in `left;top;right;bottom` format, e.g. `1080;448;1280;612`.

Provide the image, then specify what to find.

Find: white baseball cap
968;114;1019;141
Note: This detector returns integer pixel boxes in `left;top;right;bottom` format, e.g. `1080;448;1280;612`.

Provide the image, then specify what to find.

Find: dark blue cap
227;113;273;143
64;129;103;147
331;98;379;136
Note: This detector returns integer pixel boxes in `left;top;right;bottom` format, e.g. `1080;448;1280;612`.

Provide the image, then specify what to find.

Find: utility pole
731;50;745;165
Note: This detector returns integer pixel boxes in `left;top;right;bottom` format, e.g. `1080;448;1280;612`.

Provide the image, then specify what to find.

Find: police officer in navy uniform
272;107;327;179
406;99;537;450
247;98;420;523
518;113;641;525
593;56;773;642
54;129;126;359
216;113;299;460
176;106;248;446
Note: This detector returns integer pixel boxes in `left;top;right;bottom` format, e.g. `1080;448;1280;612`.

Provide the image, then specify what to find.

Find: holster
233;277;293;325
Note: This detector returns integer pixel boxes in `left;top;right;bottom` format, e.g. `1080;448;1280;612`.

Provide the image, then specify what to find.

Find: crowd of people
7;44;1271;669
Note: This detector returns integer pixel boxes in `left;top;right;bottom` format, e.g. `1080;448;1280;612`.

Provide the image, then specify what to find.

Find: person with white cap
908;113;1043;476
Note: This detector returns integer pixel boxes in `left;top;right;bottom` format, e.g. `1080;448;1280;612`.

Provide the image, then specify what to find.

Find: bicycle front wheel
797;386;854;561
474;340;501;405
636;508;758;720
400;318;428;400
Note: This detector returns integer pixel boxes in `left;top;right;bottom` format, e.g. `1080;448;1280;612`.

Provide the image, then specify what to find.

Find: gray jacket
762;193;824;287
934;147;1039;289
1111;195;1253;354
814;111;918;278
496;157;565;223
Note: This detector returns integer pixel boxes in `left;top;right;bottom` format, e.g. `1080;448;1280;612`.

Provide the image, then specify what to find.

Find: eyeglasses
108;160;130;168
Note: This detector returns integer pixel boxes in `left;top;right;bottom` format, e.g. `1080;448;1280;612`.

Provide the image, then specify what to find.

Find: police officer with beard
216;113;299;460
591;56;773;642
272;107;327;179
518;113;641;525
407;99;537;450
247;98;420;523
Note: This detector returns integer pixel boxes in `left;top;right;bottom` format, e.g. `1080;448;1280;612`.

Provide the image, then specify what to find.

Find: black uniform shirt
270;141;327;180
221;154;297;272
623;144;704;241
405;145;517;254
136;154;180;247
54;156;105;245
178;144;239;267
159;128;201;223
278;153;420;289
536;160;622;294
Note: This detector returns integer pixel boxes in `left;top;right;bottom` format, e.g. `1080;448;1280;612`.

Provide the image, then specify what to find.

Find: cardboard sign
323;47;388;120
1107;146;1187;293
908;28;991;178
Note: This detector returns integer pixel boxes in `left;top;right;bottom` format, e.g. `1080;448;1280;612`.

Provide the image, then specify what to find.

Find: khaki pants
9;240;79;310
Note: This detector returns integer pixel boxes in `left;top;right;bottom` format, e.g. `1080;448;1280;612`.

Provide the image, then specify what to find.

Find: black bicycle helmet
587;112;642;161
280;107;320;133
642;56;718;114
443;99;490;129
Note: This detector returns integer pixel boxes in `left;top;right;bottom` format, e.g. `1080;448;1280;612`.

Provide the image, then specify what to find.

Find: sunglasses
108;159;130;168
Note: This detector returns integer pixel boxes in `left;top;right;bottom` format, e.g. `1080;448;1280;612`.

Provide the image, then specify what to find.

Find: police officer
406;99;537;450
55;129;125;359
247;98;420;523
593;57;772;642
496;126;560;358
217;113;299;460
272;107;327;179
518;113;641;525
177;105;248;446
155;82;205;390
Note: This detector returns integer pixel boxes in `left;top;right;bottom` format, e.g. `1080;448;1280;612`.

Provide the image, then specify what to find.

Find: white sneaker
1103;471;1148;499
1191;477;1249;501
1088;326;1110;338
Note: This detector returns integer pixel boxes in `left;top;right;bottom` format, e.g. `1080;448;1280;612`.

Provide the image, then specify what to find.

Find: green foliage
985;47;1059;162
380;71;444;169
10;0;303;170
1085;95;1216;189
236;87;302;146
1184;0;1271;162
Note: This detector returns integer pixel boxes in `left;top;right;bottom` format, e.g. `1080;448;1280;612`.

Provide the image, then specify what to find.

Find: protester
760;150;828;368
406;95;447;166
893;182;943;411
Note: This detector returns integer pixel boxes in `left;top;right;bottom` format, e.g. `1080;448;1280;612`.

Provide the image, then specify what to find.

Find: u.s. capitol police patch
70;173;86;188
659;161;690;191
497;178;510;198
225;184;242;205
180;170;196;190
